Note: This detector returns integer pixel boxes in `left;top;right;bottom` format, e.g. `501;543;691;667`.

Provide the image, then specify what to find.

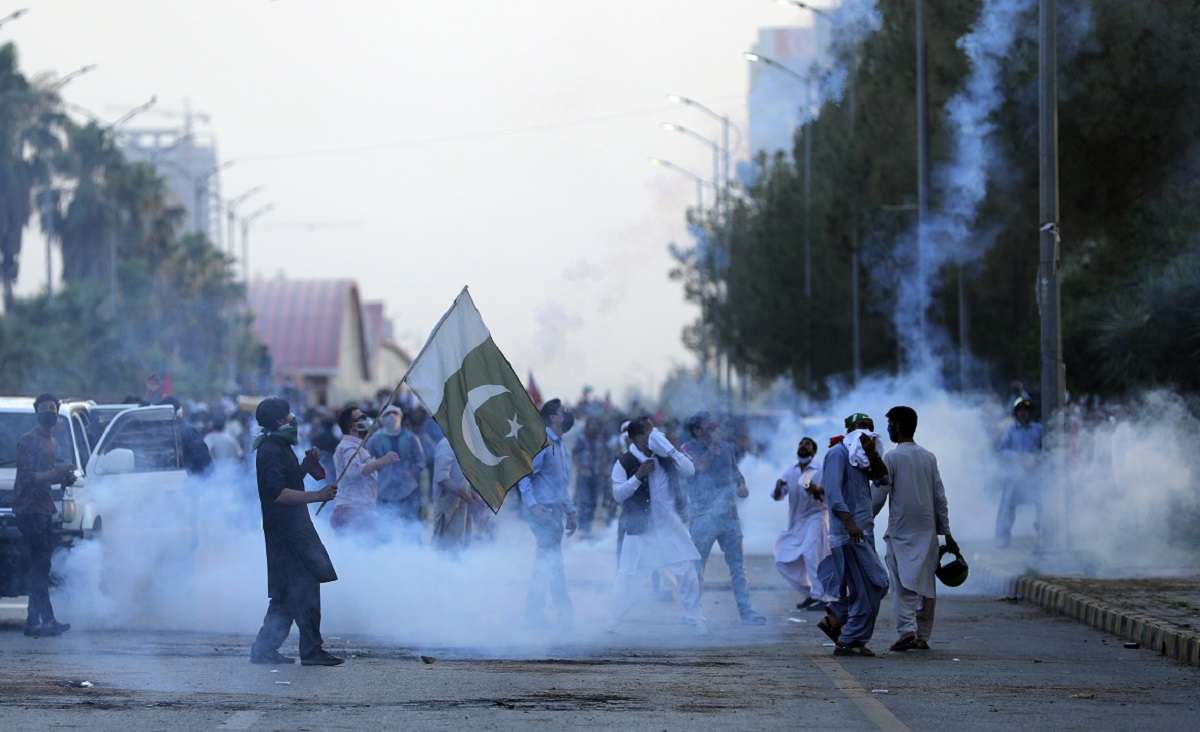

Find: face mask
37;411;58;429
355;417;373;435
798;455;813;467
274;423;299;445
561;411;576;433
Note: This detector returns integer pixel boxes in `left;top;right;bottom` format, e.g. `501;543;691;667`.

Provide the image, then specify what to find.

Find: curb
1011;576;1200;668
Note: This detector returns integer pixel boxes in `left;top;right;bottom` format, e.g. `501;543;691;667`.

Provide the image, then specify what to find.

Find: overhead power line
232;94;743;164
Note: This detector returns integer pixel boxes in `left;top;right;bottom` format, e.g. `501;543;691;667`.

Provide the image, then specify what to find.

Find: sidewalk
965;539;1200;667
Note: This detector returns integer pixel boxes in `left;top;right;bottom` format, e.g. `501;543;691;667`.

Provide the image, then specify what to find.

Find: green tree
0;42;65;311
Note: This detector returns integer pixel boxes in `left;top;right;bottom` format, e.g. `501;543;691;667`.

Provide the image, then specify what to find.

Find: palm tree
0;43;64;310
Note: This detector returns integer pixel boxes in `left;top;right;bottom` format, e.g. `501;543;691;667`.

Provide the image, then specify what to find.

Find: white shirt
774;462;830;564
333;435;378;509
610;444;699;575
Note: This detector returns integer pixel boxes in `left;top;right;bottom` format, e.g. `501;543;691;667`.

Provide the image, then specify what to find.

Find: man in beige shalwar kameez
873;406;959;652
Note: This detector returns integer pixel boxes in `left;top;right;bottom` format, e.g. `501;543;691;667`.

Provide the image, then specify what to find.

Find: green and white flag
406;288;546;512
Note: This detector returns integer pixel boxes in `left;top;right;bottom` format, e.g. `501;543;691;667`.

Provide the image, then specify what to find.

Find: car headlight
61;499;77;524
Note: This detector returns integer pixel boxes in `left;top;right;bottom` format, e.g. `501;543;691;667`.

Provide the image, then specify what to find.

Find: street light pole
102;96;157;316
915;0;929;354
0;8;28;30
1038;0;1064;424
226;185;264;259
744;51;817;390
193;161;234;239
241;203;274;285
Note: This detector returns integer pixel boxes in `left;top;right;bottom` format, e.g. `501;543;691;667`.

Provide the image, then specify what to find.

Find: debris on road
274;681;291;686
787;618;807;624
1124;642;1140;649
420;655;436;665
871;689;889;694
1071;692;1096;700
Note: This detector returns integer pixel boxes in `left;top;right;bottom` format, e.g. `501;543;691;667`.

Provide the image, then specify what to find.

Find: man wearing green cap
816;413;889;657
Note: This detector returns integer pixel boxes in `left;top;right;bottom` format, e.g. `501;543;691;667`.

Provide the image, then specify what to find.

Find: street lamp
0;8;28;30
666;94;736;219
241;203;274;284
774;0;833;19
50;64;97;91
649;157;713;210
662;120;732;400
107;95;158;131
226;185;264;258
745;50;818;388
193;161;235;239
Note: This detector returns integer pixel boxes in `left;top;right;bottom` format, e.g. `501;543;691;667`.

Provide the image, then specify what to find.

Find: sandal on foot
817;615;842;643
890;634;918;652
914;639;930;650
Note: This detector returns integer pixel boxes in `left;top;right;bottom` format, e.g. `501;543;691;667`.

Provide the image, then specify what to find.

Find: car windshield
0;413;74;468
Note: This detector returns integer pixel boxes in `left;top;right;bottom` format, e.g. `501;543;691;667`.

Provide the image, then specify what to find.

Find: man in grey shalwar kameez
874;406;958;651
817;413;890;657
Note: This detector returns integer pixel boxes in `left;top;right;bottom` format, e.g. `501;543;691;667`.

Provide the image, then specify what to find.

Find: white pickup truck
0;398;187;597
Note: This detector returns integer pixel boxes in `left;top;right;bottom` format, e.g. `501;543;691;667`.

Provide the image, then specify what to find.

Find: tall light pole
661;121;730;400
241;203;274;284
101;96;157;316
226;185;264;259
50;64;97;91
744;51;817;390
1038;0;1064;427
649;157;711;210
666;95;733;227
0;8;28;30
915;0;930;359
193;161;234;240
651;157;718;383
776;0;863;384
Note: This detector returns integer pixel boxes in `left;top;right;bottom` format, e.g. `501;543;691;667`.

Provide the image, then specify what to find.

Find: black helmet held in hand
935;544;969;587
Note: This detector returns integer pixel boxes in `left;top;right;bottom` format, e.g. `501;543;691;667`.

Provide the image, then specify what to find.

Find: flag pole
315;287;469;515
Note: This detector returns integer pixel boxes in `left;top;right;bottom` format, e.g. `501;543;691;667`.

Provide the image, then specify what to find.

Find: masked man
773;437;832;612
13;394;75;637
571;417;614;537
249;398;342;666
608;417;706;633
331;405;398;535
366;406;426;536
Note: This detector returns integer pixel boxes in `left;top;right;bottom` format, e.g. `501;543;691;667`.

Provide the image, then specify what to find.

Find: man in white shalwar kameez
608;417;706;633
773;437;832;611
873;406;958;652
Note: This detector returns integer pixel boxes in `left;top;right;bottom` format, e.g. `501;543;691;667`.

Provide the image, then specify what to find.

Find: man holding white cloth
608;417;706;633
874;405;959;652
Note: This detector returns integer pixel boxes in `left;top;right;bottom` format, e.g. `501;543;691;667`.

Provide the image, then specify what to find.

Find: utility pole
915;0;930;351
848;74;862;384
802;79;814;390
1038;0;1064;423
1038;0;1067;553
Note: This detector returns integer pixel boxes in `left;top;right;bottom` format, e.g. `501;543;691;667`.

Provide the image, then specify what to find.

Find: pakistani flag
406;288;546;512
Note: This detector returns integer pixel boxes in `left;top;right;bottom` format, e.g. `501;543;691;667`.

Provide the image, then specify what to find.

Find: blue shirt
822;441;875;548
680;438;743;519
366;429;426;501
998;422;1043;453
518;428;575;512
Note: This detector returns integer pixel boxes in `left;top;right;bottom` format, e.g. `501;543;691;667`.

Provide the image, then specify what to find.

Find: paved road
1;557;1198;731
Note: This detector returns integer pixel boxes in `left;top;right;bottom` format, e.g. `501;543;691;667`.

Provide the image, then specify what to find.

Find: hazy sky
10;0;825;400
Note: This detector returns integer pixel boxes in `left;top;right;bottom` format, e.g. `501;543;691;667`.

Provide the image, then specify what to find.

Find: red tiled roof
247;279;369;378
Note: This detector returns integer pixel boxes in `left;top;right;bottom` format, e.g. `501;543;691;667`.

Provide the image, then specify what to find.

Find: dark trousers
574;475;599;534
16;514;55;627
251;567;324;660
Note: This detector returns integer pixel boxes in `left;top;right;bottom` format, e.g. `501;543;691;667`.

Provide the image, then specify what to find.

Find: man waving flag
406;288;547;511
